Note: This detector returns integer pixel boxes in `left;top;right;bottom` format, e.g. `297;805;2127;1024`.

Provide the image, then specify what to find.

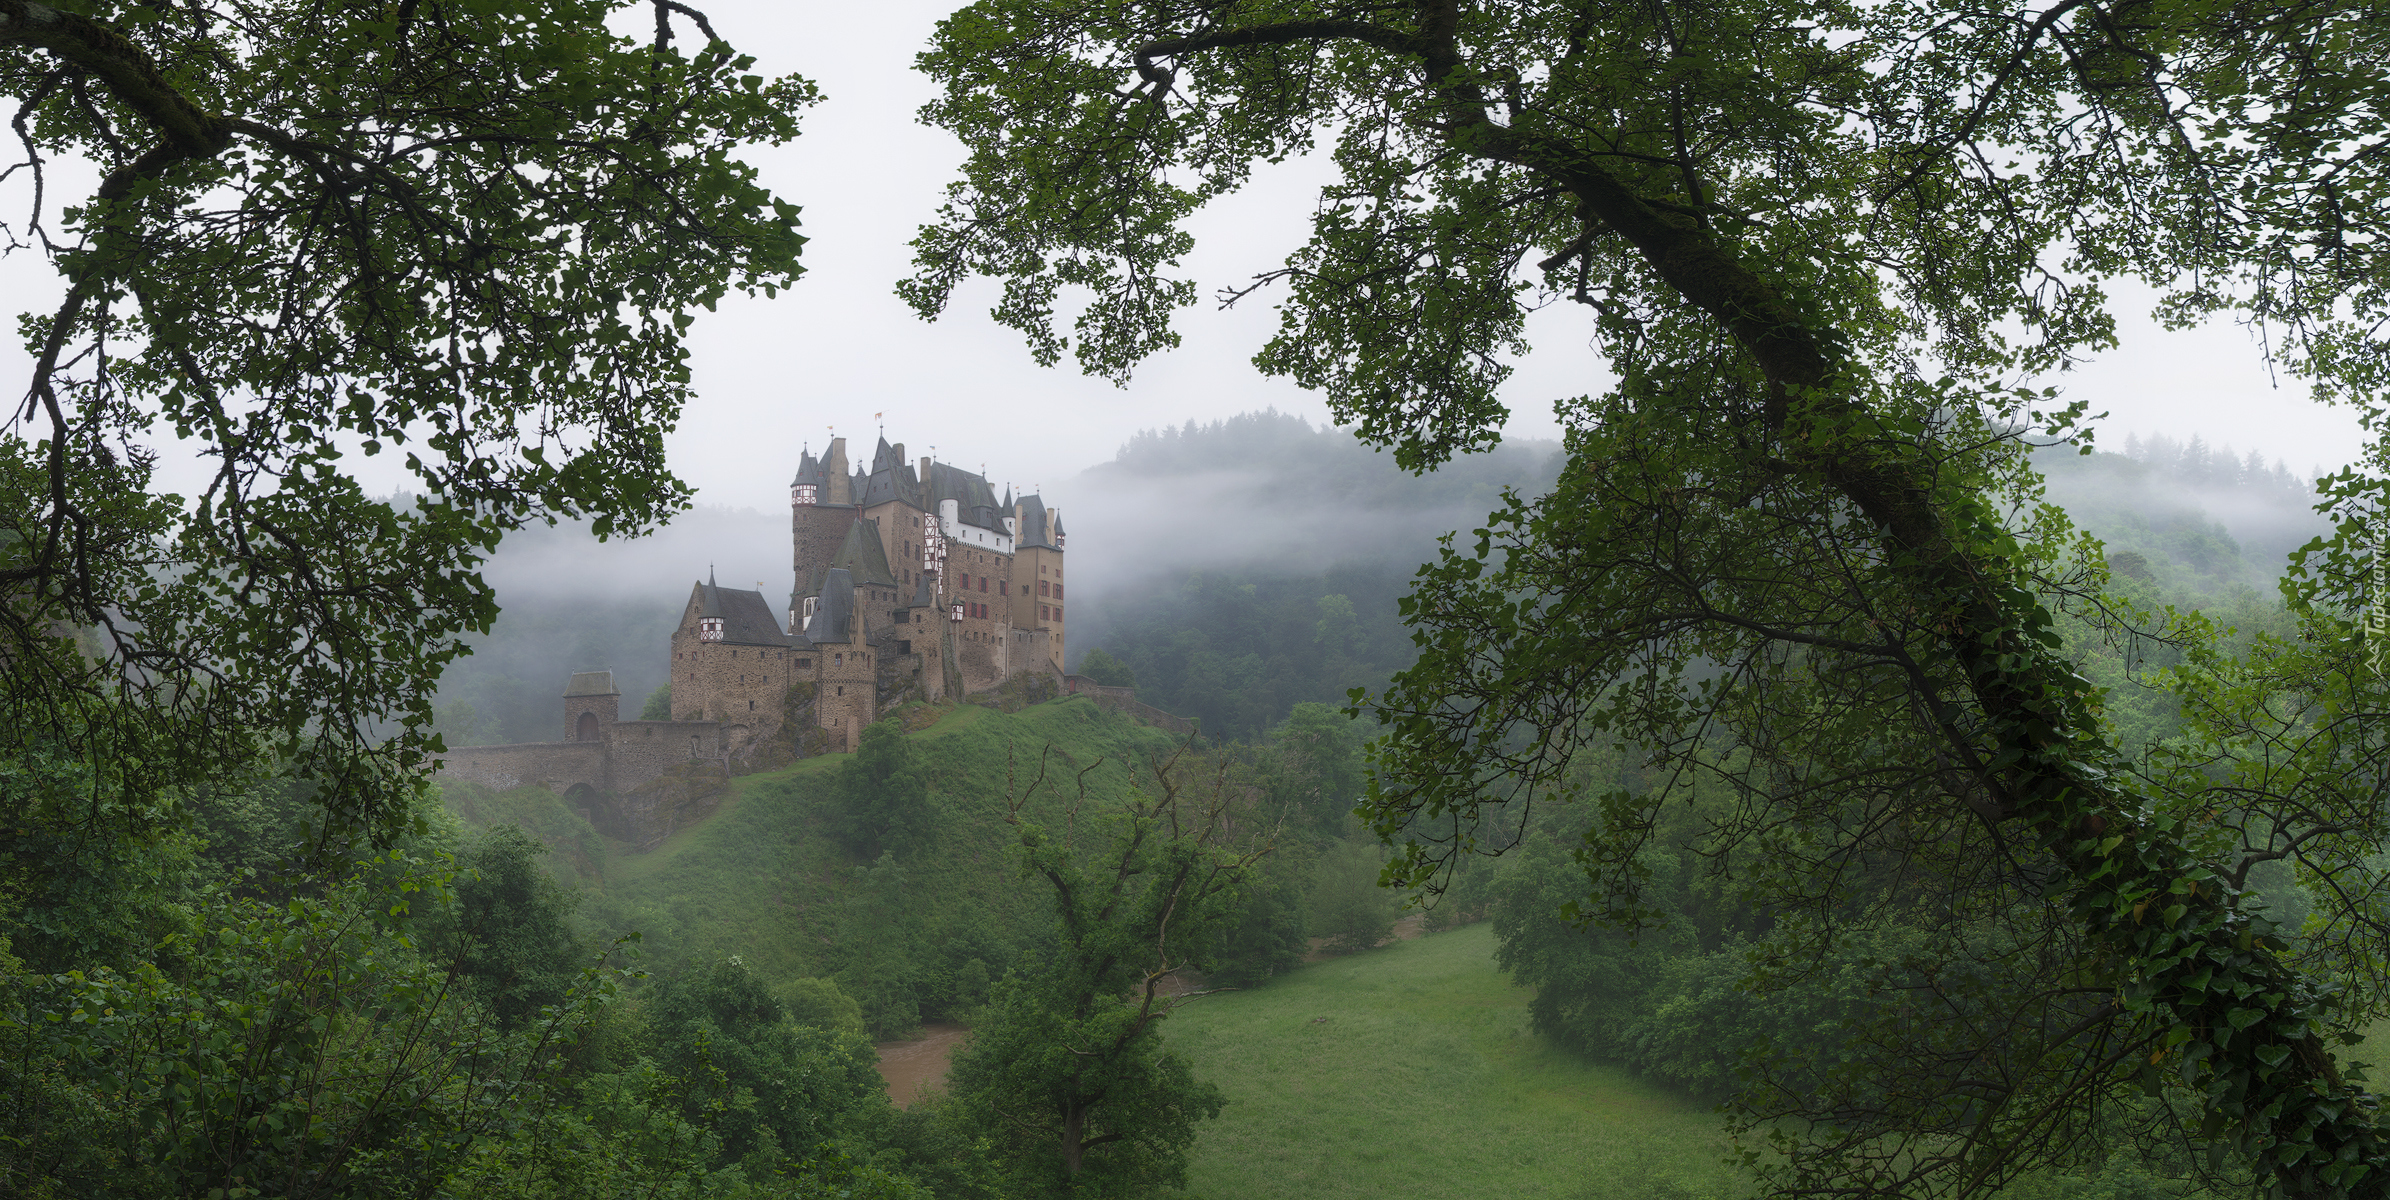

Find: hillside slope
441;696;1193;1029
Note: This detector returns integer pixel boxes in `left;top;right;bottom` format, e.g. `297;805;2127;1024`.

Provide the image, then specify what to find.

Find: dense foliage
904;1;2390;1193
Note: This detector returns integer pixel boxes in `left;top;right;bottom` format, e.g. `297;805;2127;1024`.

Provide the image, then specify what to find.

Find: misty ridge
2031;430;2335;597
428;410;2332;747
1063;409;1564;598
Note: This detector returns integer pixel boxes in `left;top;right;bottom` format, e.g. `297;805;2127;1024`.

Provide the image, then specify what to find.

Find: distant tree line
2119;432;2314;499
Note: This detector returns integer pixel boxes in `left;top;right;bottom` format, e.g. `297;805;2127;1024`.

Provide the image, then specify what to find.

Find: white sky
1;0;2372;513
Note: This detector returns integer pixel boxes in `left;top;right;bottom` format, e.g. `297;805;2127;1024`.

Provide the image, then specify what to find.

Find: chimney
919;455;934;491
825;437;851;505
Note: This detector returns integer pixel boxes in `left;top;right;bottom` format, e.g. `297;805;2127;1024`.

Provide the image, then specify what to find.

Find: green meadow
1169;923;1750;1200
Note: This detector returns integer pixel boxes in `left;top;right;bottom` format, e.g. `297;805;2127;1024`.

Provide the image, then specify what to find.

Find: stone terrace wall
1058;677;1196;736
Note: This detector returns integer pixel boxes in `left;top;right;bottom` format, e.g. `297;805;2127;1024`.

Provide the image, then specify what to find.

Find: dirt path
875;1022;969;1107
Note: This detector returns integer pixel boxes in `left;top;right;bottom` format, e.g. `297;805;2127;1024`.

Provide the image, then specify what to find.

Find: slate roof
789;448;829;491
693;578;787;645
564;671;619;697
1017;494;1060;549
803;568;857;644
859;436;923;509
829;518;898;588
924;461;999;513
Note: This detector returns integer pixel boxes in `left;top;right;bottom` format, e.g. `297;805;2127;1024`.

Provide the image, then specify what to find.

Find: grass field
1169;922;1750;1200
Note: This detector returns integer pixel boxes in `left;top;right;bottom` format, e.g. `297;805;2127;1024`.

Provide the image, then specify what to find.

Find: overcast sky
2;0;2371;516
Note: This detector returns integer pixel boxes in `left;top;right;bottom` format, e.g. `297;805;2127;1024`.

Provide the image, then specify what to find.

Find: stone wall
945;543;1015;693
596;762;732;851
603;719;726;787
564;690;620;742
1010;543;1067;674
669;621;799;752
815;642;878;750
440;719;726;797
1060;676;1196;735
791;503;859;592
1006;627;1054;680
439;740;609;794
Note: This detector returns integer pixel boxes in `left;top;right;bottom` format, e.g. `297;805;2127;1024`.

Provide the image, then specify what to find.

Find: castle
438;434;1071;839
677;433;1070;749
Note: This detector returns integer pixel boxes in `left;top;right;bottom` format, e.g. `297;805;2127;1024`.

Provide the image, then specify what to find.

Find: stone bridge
436;673;736;850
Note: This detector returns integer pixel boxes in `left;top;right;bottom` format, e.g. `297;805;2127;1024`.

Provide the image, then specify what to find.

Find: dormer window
793;483;817;506
700;617;724;641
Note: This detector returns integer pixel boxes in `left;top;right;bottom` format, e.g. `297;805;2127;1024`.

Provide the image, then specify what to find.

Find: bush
778;976;868;1037
828;719;932;861
1075;647;1135;688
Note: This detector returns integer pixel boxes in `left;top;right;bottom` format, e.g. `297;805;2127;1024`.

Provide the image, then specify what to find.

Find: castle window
797;658;811;669
834;653;843;666
1054;584;1064;600
1041;605;1049;620
1040;580;1049;597
700;616;724;641
749;699;756;711
837;686;844;696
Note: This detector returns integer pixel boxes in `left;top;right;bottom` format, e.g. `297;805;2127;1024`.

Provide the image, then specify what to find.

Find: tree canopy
905;1;2390;1195
0;0;810;837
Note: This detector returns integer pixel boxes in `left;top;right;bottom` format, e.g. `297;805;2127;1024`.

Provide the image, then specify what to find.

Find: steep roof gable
1018;493;1057;549
687;577;786;645
803;568;858;644
829;518;898;587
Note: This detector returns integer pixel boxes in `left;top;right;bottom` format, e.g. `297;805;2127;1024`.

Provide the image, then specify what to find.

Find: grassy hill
1169;923;1749;1200
441;696;1192;1018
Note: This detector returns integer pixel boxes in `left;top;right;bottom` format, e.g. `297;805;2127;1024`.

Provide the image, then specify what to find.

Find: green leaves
2;0;813;841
